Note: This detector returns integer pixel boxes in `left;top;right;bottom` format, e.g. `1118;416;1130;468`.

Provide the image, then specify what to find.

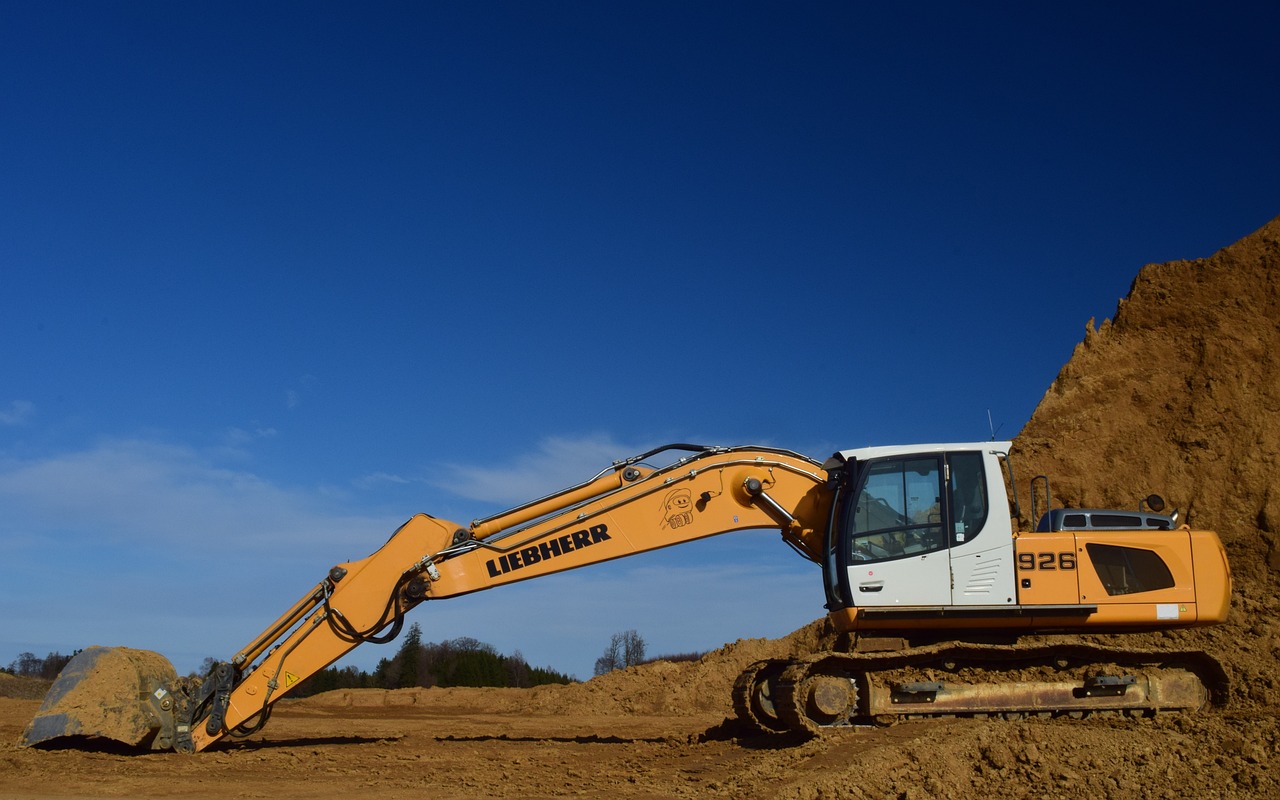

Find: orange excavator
23;441;1231;751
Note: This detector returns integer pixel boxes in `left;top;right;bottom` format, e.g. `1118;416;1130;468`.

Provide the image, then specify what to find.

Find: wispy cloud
0;433;824;678
285;374;317;411
224;426;278;446
354;471;412;489
0;433;653;570
0;400;34;425
432;434;646;506
0;437;394;553
0;435;410;668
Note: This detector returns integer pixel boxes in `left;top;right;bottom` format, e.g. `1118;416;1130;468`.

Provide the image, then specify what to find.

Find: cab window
947;451;988;545
849;457;945;563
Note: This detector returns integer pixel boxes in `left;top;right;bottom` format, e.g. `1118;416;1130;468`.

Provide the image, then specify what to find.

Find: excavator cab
820;443;1017;614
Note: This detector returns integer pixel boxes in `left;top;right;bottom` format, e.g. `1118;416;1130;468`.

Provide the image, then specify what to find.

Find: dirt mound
0;673;52;701
532;617;840;716
1013;215;1280;544
1012;215;1280;713
302;618;841;717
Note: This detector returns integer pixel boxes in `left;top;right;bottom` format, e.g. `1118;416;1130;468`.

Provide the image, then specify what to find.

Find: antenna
987;409;1004;441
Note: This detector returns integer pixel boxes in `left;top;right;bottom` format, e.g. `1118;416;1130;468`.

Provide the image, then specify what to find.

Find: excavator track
733;643;1229;737
732;660;791;734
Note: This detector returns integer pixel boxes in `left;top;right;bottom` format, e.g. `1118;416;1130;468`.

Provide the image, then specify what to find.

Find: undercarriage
731;641;1230;736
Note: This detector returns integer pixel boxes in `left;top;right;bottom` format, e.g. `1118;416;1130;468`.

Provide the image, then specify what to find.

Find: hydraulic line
323;573;412;645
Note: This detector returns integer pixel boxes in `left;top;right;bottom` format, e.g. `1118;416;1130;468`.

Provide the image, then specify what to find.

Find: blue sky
2;2;1277;681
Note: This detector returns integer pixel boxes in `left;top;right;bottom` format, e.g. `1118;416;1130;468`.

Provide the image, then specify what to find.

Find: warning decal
284;672;299;688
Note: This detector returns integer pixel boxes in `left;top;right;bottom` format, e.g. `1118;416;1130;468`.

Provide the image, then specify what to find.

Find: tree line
5;627;702;694
1;634;571;695
289;623;575;697
3;651;75;680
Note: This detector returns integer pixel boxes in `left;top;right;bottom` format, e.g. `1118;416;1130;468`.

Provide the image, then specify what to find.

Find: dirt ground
3;216;1279;798
1;662;1275;800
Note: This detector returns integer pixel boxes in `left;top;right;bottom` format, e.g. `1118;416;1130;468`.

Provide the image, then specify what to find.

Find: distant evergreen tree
396;622;425;688
372;655;391;688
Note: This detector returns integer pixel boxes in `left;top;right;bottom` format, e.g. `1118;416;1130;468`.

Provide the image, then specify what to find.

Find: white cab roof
823;441;1012;469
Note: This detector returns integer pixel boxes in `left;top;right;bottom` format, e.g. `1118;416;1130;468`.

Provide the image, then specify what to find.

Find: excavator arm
192;444;831;751
28;444;831;753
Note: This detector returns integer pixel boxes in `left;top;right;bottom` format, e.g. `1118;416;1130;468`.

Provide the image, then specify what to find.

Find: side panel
948;450;1017;605
1017;528;1207;627
949;538;1015;604
1075;530;1196;627
947;450;1013;604
1014;532;1082;604
847;552;951;605
1190;530;1232;623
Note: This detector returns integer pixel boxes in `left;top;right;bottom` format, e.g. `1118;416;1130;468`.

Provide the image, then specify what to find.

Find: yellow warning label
284;672;299;688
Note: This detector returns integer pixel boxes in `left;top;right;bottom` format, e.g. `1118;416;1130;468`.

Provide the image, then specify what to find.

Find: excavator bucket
22;646;179;750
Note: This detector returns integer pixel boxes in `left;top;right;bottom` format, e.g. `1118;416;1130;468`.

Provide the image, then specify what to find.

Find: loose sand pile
0;673;51;701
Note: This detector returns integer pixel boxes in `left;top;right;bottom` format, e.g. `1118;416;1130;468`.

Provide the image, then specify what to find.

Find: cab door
945;450;1016;605
844;455;951;606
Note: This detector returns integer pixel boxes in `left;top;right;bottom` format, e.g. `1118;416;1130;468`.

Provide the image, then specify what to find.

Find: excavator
23;441;1232;752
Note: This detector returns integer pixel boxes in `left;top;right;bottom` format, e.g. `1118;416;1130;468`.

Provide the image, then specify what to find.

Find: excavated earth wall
1013;215;1280;716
